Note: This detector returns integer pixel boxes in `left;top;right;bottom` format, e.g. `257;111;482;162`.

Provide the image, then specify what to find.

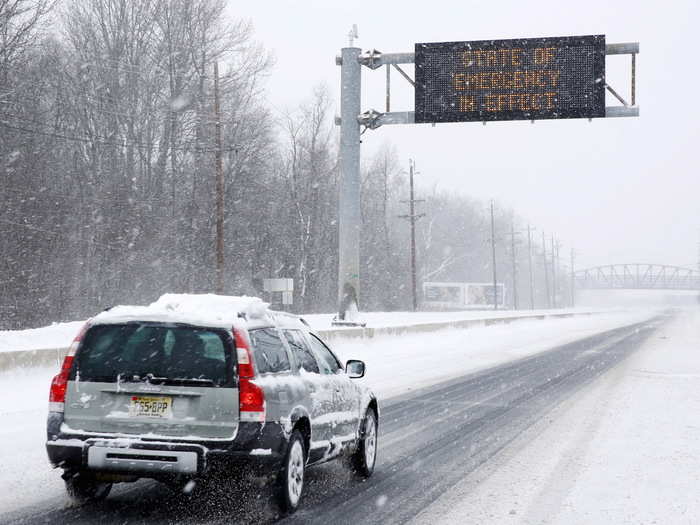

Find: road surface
4;315;665;524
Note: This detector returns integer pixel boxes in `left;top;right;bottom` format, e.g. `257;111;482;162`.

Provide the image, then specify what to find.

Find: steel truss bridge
574;264;700;291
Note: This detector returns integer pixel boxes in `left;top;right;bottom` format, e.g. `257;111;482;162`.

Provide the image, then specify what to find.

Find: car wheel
351;408;378;478
64;471;112;504
276;430;306;514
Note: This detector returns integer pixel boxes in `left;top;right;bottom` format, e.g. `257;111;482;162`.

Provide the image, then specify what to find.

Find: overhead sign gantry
334;32;639;323
415;35;606;123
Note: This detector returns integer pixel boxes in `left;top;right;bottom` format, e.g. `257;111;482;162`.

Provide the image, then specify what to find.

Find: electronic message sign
415;35;605;123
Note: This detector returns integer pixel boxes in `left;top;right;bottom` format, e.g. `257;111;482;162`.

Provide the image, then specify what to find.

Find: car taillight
239;379;265;422
49;321;89;413
48;356;73;412
234;328;265;422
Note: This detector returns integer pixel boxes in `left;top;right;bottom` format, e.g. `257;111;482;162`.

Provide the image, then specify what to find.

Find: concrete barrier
0;347;66;371
0;311;596;372
317;311;594;341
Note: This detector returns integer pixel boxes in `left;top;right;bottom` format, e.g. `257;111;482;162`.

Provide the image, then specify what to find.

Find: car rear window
71;323;234;386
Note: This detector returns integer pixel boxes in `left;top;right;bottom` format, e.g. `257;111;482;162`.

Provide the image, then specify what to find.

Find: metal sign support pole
336;47;362;322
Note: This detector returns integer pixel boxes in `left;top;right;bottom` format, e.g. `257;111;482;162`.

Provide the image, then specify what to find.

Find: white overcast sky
230;0;699;270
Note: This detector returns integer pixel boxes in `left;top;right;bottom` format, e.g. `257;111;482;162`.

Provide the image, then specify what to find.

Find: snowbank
0;321;84;353
0;303;606;355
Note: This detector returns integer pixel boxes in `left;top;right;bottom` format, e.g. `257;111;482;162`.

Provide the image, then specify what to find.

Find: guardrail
0;311;594;372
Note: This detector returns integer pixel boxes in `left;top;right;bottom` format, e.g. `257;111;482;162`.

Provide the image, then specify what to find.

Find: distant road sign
415;35;605;123
263;278;294;305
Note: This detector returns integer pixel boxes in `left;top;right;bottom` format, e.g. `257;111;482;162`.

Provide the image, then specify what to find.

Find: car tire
276;430;306;514
351;408;378;478
64;471;112;504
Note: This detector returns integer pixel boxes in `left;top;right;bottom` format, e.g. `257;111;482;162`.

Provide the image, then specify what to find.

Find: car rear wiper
116;373;169;384
114;374;215;386
166;377;215;386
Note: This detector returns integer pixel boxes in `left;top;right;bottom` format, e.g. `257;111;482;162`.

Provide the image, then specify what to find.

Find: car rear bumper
46;421;287;476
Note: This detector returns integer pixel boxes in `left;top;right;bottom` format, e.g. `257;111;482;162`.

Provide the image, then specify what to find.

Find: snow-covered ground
0;364;63;513
411;308;700;524
331;309;655;400
0;308;656;515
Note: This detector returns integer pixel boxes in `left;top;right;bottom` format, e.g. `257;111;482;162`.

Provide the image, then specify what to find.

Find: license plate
129;396;172;418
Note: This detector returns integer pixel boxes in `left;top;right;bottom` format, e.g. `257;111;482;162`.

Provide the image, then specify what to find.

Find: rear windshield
70;323;234;387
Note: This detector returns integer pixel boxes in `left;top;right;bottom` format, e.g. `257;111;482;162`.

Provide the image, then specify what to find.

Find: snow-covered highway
3;308;698;524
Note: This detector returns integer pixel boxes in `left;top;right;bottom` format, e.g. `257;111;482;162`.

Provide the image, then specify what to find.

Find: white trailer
423;282;506;310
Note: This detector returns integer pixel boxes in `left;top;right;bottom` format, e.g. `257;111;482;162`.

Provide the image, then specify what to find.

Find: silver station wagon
46;294;378;513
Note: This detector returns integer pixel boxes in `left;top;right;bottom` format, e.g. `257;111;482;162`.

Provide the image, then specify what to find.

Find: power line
1;86;248;124
0;119;236;154
1;184;205;205
76;62;203;82
0;218;122;251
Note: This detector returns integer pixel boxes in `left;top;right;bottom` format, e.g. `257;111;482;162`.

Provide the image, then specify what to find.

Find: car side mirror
346;360;365;379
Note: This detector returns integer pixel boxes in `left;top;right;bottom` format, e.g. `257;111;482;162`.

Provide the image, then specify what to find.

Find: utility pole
570;248;576;308
527;225;535;310
542;232;551;308
399;159;424;311
490;200;498;310
214;62;224;294
510;216;519;310
551;235;557;308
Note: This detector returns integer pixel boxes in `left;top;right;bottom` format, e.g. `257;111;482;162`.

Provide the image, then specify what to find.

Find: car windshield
71;324;232;386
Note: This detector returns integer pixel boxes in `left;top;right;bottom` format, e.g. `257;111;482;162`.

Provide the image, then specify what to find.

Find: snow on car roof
91;293;306;330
